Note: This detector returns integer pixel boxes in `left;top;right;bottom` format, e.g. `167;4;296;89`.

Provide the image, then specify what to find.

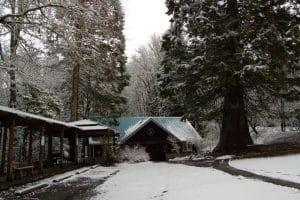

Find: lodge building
0;105;201;183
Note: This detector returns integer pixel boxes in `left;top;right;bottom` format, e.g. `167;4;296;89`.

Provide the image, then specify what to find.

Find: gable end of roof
120;117;182;144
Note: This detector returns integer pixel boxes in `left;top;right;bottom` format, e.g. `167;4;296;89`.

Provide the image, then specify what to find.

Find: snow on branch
0;3;65;24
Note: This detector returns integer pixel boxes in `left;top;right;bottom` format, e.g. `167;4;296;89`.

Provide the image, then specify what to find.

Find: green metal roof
91;117;201;143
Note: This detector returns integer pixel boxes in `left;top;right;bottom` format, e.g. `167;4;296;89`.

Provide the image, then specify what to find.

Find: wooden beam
7;118;15;181
0;127;7;176
39;123;45;174
60;129;64;168
28;129;33;165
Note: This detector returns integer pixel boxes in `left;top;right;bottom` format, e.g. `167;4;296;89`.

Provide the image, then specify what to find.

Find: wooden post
28;129;33;165
112;131;116;145
7;118;15;181
92;146;95;160
0;127;7;176
48;133;53;167
22;128;28;162
68;134;76;163
60;129;64;168
39;124;45;174
0;126;2;150
75;132;79;164
84;138;88;163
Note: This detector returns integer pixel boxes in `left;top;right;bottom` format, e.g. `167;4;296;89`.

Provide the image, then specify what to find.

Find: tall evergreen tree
64;0;128;120
160;0;300;152
40;0;129;120
80;0;129;119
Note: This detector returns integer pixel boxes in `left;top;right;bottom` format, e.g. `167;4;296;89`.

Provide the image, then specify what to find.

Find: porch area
0;106;114;189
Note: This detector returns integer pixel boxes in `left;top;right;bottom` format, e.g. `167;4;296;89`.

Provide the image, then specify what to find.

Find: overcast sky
121;0;170;58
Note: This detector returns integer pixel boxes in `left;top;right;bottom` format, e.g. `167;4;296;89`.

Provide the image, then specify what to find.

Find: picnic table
13;165;34;180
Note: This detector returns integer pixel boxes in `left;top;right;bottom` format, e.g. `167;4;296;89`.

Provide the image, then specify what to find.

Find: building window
183;142;193;152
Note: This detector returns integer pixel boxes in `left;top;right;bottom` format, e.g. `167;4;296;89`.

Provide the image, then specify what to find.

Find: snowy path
0;166;118;200
91;162;300;200
2;161;300;200
230;154;300;184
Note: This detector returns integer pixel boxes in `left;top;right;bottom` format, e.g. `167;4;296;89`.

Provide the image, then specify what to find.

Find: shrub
198;121;220;153
118;145;150;163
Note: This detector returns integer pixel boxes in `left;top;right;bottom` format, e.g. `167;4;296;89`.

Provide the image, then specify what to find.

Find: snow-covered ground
12;165;118;194
91;162;300;200
230;154;300;183
200;125;299;153
251;127;300;144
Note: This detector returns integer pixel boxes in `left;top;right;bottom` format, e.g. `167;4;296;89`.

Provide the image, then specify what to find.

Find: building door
146;144;166;161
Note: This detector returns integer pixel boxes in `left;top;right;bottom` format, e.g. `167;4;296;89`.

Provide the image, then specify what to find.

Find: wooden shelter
68;120;115;162
94;117;201;161
0;106;114;181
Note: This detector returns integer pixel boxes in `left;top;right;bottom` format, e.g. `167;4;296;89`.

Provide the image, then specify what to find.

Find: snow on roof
0;105;70;127
68;119;100;126
124;118;150;137
92;117;201;143
76;125;110;131
0;105;115;136
160;118;202;142
68;119;112;132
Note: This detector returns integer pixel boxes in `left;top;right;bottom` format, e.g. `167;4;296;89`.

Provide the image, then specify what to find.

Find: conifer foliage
160;0;300;152
0;0;128;120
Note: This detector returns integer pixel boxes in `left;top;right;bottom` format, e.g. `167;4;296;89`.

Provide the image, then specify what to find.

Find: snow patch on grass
169;155;192;161
169;154;206;162
216;155;234;160
67;166;118;182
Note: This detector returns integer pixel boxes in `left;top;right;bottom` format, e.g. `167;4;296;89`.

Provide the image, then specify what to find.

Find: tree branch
0;4;65;24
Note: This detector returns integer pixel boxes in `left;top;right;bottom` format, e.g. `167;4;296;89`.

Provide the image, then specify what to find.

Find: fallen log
15;183;48;196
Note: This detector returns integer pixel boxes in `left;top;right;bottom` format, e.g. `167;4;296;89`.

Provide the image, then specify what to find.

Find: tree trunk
213;0;253;152
214;84;253;153
70;62;80;121
83;75;91;118
9;0;21;108
280;99;286;132
70;0;85;121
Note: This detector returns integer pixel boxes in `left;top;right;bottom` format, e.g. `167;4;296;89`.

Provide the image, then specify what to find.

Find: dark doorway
145;144;166;161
